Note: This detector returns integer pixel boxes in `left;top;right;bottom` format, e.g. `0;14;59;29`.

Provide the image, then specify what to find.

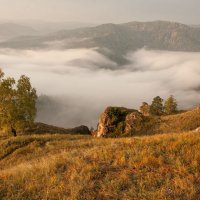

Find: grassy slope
102;107;200;137
0;132;200;200
158;108;200;132
0;123;90;137
137;108;200;136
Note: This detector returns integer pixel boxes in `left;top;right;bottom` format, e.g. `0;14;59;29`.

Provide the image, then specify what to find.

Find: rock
125;112;144;133
96;107;143;137
96;107;115;137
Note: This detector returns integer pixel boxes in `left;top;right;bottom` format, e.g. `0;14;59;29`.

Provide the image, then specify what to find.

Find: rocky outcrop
96;107;144;137
96;104;200;138
125;112;144;133
96;107;118;137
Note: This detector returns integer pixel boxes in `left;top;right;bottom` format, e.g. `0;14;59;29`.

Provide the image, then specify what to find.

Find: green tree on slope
164;95;177;115
150;96;164;116
0;69;37;136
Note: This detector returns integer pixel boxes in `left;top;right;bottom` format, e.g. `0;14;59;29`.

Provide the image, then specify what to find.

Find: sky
0;0;199;24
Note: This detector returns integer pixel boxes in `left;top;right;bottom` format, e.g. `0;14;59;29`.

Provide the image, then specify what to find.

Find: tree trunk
11;128;17;137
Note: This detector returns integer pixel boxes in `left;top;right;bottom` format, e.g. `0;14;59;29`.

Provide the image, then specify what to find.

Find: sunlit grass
0;132;200;199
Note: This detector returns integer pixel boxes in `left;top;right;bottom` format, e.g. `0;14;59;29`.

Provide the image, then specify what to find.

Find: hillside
0;131;200;199
0;123;90;137
96;106;200;137
27;123;91;135
1;21;200;65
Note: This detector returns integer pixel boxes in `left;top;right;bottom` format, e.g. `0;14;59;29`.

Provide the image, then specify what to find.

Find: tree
15;75;37;132
150;96;164;116
164;95;177;115
0;69;37;136
0;73;16;135
139;102;150;116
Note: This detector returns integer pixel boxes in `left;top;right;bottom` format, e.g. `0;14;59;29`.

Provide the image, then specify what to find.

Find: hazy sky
0;0;200;24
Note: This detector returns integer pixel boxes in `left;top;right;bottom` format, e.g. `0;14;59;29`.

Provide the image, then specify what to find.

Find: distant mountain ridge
1;20;200;64
0;23;38;40
12;20;96;34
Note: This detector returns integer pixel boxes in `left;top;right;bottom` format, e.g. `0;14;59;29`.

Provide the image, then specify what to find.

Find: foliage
107;107;130;125
150;96;164;116
139;102;150;116
106;107;137;137
108;121;126;138
164;95;178;115
139;116;161;135
0;69;37;135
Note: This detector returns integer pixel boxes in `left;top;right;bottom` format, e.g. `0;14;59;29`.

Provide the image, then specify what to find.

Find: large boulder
96;107;144;137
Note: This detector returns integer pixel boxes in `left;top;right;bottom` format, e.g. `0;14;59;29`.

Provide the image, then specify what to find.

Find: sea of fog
1;48;200;128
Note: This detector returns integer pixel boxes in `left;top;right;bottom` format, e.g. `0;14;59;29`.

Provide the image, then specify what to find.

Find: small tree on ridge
164;95;177;115
150;96;164;116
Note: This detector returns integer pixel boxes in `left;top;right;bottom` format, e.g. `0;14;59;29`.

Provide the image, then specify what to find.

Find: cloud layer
1;48;200;128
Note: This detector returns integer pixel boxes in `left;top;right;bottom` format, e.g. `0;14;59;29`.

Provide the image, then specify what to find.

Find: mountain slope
1;21;200;64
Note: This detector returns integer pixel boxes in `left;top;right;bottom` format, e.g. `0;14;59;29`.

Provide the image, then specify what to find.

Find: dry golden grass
158;108;200;133
140;108;200;135
0;132;200;200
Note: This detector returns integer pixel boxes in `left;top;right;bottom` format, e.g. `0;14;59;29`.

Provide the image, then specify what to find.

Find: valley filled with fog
1;48;200;128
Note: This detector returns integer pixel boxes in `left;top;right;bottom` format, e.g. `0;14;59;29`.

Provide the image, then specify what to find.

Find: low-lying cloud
1;48;200;128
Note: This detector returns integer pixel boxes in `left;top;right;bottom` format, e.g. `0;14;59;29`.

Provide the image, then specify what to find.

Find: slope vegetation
0;132;200;200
